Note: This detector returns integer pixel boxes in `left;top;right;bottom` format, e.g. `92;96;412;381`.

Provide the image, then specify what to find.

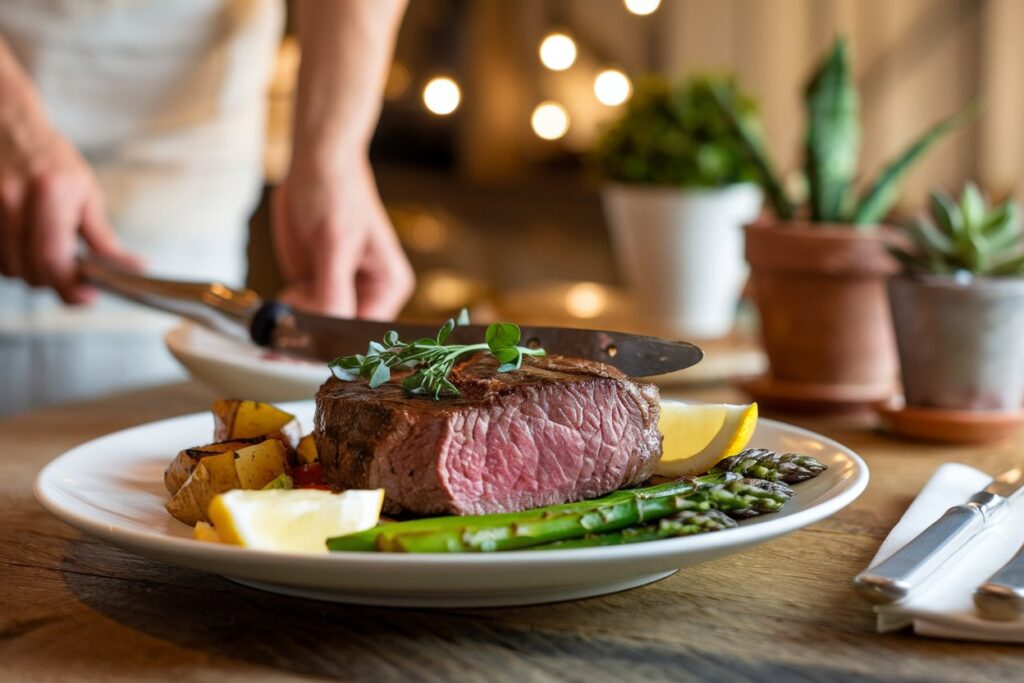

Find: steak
314;354;662;516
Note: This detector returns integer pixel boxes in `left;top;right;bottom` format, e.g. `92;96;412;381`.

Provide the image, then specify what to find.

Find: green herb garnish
327;312;546;399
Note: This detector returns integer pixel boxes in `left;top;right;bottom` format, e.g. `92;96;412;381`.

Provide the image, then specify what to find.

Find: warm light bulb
531;102;570;140
422;77;461;115
594;69;632;106
624;0;661;15
565;283;607;319
538;33;577;71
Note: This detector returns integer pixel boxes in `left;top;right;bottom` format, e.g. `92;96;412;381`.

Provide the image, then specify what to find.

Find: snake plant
711;37;978;226
890;182;1024;277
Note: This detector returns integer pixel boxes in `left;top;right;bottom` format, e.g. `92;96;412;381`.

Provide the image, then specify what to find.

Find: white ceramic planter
601;182;763;339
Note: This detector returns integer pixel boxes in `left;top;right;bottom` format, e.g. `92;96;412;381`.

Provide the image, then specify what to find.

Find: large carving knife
79;256;703;377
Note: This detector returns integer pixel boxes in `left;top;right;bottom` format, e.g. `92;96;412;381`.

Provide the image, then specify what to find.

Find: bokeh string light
531;102;571;140
415;9;659;135
623;0;661;16
539;33;578;71
422;76;461;115
594;69;632;106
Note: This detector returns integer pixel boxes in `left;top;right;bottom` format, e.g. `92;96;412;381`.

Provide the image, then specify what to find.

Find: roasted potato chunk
233;440;289;489
212;400;301;449
166;450;242;526
164;438;262;495
166;439;294;525
296;434;318;464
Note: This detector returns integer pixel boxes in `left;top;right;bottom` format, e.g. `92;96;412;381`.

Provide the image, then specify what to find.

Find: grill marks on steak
314;354;662;515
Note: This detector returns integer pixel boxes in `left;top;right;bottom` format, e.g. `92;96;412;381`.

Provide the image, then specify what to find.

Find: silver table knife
974;542;1024;620
854;466;1024;604
78;256;703;377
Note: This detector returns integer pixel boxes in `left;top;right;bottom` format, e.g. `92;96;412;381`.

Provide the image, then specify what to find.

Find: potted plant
592;75;764;339
713;37;975;409
886;183;1024;430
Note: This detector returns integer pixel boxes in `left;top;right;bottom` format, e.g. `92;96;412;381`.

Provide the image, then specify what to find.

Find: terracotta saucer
738;374;895;414
874;399;1024;444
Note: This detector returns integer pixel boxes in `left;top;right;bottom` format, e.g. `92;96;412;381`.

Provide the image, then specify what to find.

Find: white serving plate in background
165;322;329;402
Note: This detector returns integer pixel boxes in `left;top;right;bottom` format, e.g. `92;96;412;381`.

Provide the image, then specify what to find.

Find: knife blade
854;466;1024;604
974;541;1024;621
79;256;703;377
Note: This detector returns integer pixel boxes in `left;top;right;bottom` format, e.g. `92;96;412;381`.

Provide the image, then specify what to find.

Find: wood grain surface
3;382;1024;682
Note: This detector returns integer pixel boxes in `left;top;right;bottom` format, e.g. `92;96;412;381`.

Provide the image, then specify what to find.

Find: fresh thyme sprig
327;311;546;399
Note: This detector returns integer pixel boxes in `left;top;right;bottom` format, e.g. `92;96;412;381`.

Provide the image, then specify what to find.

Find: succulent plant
590;74;762;187
710;37;978;226
890;182;1024;277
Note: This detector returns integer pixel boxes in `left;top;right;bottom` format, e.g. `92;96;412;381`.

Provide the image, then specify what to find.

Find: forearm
0;35;51;162
290;0;407;168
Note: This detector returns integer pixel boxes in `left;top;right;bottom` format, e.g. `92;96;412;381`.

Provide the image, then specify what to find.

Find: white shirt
0;0;284;414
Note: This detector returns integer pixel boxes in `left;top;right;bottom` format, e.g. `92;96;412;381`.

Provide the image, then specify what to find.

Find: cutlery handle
78;255;262;340
975;543;1024;621
854;494;1004;604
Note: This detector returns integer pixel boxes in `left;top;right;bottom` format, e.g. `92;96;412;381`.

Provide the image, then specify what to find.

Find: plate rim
33;403;869;568
164;322;327;380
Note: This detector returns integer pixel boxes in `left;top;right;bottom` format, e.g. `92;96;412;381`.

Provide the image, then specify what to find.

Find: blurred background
252;0;1011;315
5;0;1020;416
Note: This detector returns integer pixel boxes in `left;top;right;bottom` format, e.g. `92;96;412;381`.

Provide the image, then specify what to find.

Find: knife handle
854;493;1006;604
249;300;291;347
78;254;261;339
975;543;1024;621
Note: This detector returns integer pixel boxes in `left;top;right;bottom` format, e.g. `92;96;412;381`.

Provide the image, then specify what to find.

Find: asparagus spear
712;449;827;483
328;475;715;552
527;509;738;550
726;478;796;519
326;449;820;553
332;475;790;553
386;476;791;553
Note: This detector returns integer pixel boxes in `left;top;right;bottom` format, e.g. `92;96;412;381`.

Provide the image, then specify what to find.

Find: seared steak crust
314;354;662;515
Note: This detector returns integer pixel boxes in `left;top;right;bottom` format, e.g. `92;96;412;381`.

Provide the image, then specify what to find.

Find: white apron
0;0;283;415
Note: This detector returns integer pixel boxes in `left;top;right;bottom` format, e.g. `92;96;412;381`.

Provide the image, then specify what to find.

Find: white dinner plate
35;401;868;608
165;322;330;402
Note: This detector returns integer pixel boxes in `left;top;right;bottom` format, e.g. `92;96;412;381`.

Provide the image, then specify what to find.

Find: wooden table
3;382;1024;682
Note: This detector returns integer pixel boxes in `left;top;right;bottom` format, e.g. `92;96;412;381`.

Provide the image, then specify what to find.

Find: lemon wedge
655;401;758;477
207;488;384;553
193;521;221;543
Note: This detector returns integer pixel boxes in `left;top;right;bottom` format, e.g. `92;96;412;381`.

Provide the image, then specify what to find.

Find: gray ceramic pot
889;274;1024;411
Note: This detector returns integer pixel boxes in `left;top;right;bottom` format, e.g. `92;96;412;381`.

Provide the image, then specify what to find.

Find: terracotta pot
889;274;1024;411
745;221;899;389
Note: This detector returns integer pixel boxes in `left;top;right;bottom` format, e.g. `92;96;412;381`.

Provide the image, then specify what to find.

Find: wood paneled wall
462;0;1019;211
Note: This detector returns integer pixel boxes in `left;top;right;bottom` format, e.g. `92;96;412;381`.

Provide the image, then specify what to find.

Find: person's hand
271;153;414;318
0;102;137;303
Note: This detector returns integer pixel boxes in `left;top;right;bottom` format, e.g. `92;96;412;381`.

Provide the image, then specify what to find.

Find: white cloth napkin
870;463;1024;642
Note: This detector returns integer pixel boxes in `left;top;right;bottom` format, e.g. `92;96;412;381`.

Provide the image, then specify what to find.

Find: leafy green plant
890;182;1024;276
711;37;978;226
590;74;762;187
328;311;546;399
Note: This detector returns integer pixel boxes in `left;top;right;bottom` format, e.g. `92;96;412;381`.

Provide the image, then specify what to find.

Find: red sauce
292;462;328;489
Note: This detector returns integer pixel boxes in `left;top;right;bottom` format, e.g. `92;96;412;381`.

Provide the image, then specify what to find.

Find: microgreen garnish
327;311;546;399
